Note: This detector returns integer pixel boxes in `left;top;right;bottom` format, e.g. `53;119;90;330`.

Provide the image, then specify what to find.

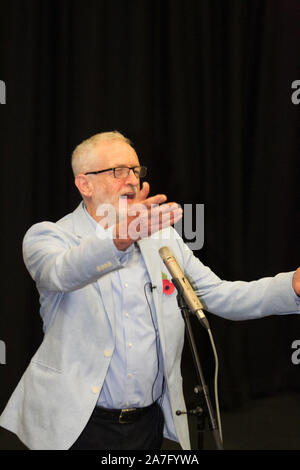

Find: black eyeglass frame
84;166;147;178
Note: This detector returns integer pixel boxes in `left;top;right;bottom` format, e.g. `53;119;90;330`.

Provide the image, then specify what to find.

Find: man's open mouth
120;193;136;200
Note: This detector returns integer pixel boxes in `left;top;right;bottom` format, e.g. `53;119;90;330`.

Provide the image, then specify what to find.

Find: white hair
71;130;132;176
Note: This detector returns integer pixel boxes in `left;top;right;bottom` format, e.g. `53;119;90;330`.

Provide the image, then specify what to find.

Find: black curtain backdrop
0;0;299;447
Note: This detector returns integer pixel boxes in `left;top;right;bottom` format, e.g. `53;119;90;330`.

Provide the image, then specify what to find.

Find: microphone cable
206;326;223;444
144;282;165;405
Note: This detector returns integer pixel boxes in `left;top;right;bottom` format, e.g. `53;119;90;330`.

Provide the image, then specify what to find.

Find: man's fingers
151;202;180;214
116;204;183;243
138;181;150;201
137;183;167;207
129;202;181;219
138;182;169;207
142;194;167;207
151;207;183;227
158;216;182;233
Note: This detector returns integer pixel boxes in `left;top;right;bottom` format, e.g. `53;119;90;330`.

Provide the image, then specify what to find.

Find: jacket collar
71;201;98;238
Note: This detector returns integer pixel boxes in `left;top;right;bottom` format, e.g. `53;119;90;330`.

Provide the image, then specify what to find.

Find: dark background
0;0;299;450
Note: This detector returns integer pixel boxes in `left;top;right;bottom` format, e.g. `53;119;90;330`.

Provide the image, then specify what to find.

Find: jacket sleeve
22;222;123;292
176;236;300;321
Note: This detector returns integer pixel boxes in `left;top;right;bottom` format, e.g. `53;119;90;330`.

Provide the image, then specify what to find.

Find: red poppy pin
162;272;175;295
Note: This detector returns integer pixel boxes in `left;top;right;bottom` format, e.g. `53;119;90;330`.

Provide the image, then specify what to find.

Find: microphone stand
174;286;223;450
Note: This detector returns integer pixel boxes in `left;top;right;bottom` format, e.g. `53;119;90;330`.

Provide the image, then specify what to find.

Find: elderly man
0;131;299;450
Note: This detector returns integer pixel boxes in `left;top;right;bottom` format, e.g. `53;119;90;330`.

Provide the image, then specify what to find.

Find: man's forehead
92;140;139;166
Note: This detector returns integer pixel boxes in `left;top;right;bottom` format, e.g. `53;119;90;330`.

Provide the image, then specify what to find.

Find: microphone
159;246;210;330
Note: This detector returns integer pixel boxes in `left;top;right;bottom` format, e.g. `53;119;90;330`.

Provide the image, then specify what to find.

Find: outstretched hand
292;267;300;296
114;182;183;251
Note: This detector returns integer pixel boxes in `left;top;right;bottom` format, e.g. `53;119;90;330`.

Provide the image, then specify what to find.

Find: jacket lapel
71;202;97;238
71;202;116;335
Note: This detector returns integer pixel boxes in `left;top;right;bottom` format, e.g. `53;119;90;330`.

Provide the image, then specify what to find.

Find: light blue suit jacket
0;202;298;450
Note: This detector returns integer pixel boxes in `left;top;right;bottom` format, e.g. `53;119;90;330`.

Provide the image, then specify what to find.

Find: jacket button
92;386;100;394
104;349;112;357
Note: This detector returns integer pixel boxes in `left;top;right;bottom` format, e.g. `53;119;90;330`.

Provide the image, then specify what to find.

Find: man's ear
75;174;93;198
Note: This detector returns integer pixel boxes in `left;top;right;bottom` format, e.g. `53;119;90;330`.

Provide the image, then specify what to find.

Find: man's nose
125;168;139;185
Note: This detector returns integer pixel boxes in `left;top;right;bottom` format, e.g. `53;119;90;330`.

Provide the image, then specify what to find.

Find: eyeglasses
84;166;147;179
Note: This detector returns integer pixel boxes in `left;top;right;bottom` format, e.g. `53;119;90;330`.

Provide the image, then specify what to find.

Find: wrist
113;224;134;251
292;268;300;296
113;238;133;251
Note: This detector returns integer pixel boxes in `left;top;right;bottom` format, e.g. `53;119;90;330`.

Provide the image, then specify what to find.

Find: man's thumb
139;181;150;201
